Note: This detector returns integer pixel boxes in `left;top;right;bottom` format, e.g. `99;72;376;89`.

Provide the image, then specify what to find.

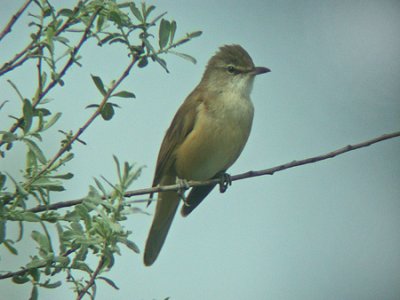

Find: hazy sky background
1;1;399;299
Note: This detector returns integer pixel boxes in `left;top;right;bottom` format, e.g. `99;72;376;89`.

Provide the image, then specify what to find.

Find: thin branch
0;0;83;76
27;130;400;213
0;6;99;150
0;247;78;280
0;0;33;42
76;256;105;300
27;56;138;184
34;8;100;105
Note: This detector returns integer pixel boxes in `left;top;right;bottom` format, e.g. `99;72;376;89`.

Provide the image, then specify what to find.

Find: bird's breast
175;94;254;180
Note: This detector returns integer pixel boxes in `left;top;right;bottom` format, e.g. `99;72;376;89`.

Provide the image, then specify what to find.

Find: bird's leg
219;173;232;193
176;178;190;205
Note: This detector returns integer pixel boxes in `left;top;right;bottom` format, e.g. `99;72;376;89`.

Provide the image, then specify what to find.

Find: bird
144;44;270;266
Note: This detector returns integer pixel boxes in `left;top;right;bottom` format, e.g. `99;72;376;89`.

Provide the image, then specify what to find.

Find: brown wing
151;88;202;189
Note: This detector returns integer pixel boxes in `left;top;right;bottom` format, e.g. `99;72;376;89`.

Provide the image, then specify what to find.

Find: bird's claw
219;173;232;193
176;178;190;205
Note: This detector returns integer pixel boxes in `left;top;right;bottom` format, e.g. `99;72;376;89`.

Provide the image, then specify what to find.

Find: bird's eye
227;66;238;74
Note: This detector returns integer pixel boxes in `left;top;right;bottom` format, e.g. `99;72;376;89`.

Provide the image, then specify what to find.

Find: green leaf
53;255;70;267
86;104;99;109
0;219;5;243
117;237;140;253
49;172;74;180
169;50;197;64
129;3;143;22
31;230;51;253
3;239;18;255
98;276;120;290
188;31;202;38
26;258;47;269
42;112;61;131
101;103;114;121
109;11;122;26
159;19;170;49
0;131;17;143
97;15;105;31
153;55;169;73
23;99;33;133
7;79;24;102
149;12;167;25
169;20;177;44
58;8;73;17
93;178;107;197
72;260;92;273
0;100;9;111
12;274;30;284
145;5;156;19
23;139;47;164
33;108;51;116
21;212;41;222
7;173;28;196
40;280;62;289
91;75;106;96
31;177;65;191
0;173;6;189
112;91;136;98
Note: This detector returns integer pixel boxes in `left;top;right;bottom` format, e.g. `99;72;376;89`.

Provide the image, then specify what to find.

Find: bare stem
76;256;105;300
27;130;400;213
0;0;33;42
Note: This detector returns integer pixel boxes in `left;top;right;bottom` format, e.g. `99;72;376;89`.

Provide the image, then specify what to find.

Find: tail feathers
144;182;180;266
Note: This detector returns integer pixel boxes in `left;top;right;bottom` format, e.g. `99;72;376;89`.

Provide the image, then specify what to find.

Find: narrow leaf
0;173;6;189
3;240;18;255
169;21;177;44
129;3;143;22
41;280;62;289
153;56;169;73
159;19;170;49
42;112;61;131
86;104;99;109
169;51;197;64
23;139;47;164
112;91;136;98
21;212;41;222
23;99;33;133
31;230;50;252
98;276;120;290
117;237;140;253
188;31;202;38
91;75;106;96
58;8;73;17
49;173;74;180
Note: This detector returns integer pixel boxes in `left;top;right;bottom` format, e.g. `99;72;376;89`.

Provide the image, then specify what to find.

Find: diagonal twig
0;0;33;42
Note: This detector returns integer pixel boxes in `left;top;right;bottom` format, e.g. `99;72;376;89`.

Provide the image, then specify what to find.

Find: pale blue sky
1;1;400;299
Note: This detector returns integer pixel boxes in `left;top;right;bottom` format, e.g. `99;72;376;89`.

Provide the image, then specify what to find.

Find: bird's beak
251;66;271;75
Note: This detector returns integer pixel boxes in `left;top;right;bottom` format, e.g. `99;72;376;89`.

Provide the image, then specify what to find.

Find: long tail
144;175;180;266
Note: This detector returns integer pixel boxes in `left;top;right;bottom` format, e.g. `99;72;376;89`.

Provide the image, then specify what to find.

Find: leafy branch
0;1;202;299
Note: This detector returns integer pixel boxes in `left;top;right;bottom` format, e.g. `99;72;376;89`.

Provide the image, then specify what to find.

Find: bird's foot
219;173;232;193
176;178;190;205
